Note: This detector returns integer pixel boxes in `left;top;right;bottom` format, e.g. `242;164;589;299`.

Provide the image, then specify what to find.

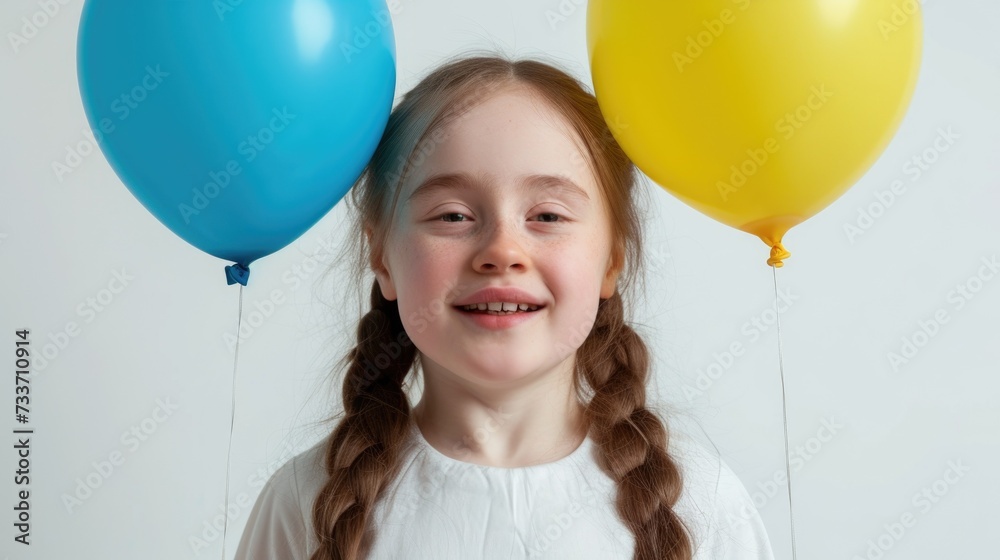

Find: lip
452;286;546;331
451;286;546;307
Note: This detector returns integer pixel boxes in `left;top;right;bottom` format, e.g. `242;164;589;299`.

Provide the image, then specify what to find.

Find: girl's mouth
455;303;543;315
452;303;546;330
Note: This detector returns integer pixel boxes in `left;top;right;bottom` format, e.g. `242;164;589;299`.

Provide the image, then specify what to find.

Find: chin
456;355;551;386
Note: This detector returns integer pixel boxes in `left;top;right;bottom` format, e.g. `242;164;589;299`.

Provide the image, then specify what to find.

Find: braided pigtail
308;280;416;560
579;291;693;560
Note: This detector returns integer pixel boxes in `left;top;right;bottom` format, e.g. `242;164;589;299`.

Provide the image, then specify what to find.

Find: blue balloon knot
225;263;251;286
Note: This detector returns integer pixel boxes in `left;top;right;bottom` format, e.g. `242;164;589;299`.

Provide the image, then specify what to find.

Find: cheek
394;242;464;330
549;290;601;359
396;280;449;351
544;242;607;335
551;236;609;285
402;242;462;291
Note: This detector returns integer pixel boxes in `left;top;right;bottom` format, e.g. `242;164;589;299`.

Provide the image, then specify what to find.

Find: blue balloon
77;0;396;286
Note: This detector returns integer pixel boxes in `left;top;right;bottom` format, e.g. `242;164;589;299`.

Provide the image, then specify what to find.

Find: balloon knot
767;243;791;268
226;263;250;286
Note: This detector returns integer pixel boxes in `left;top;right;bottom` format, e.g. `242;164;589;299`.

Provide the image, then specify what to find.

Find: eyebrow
405;172;592;205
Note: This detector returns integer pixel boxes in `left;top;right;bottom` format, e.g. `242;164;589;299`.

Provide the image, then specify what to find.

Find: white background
1;1;998;559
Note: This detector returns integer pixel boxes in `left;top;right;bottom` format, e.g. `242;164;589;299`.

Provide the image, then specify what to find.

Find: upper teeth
462;302;539;311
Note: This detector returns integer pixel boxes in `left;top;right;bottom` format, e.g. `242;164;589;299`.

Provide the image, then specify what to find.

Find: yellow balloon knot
767;243;791;268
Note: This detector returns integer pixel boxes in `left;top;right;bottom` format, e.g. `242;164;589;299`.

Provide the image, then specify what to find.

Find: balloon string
772;263;798;559
221;284;244;560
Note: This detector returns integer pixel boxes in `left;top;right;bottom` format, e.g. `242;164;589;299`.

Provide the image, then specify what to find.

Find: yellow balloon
587;0;922;267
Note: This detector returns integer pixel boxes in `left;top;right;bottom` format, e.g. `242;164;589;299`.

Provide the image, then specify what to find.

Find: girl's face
374;86;620;388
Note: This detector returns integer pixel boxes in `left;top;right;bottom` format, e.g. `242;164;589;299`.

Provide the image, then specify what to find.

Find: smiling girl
235;53;775;560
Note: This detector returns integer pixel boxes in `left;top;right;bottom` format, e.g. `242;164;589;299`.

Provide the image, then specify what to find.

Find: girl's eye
437;212;468;222
433;212;565;223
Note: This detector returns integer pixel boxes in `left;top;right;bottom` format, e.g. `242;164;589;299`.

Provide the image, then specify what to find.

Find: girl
235;53;776;560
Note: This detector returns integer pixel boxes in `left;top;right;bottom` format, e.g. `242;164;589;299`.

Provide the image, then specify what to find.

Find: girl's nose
472;222;528;274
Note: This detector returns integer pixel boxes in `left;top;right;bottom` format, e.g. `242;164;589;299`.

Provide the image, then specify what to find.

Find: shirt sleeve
233;457;311;560
693;455;776;560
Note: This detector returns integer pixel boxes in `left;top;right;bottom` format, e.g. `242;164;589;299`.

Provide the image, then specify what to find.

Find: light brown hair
309;52;693;560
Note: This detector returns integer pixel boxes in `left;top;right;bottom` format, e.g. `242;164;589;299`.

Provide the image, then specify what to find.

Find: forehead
399;87;599;203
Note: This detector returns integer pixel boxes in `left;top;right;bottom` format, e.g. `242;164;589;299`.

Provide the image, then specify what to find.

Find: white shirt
235;420;775;559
